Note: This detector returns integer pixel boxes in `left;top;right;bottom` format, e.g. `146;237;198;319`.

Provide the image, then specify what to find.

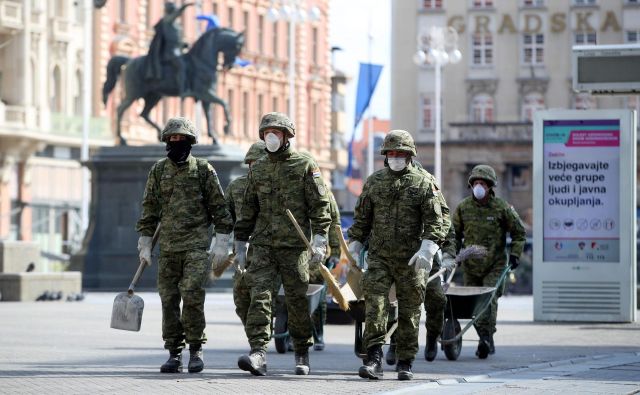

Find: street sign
533;110;636;322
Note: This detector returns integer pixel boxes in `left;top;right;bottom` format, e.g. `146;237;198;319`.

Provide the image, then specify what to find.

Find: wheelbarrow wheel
274;308;289;354
442;318;462;361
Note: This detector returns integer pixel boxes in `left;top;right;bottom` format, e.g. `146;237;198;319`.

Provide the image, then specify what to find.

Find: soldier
233;112;332;376
452;164;526;359
309;191;341;351
146;2;193;94
226;141;267;326
136;117;233;373
348;130;447;381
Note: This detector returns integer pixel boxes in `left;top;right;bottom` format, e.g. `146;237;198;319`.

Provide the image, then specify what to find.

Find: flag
346;63;383;196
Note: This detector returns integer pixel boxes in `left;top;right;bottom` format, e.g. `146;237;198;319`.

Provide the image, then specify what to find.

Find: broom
212;253;236;278
286;209;350;312
335;224;364;300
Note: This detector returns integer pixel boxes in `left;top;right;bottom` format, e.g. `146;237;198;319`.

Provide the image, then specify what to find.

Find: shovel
110;224;160;331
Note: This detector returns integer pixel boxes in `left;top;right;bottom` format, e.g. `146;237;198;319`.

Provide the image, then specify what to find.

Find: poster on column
543;119;620;262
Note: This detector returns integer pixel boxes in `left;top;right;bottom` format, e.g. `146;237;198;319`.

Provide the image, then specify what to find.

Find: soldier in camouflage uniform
309;191;341;351
452;164;526;359
136;117;234;373
226;141;267;326
234;112;332;376
348;130;447;381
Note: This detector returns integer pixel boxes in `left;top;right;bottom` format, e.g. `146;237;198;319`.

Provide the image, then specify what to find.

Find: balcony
50;17;71;42
51;113;113;141
0;0;23;34
447;122;532;143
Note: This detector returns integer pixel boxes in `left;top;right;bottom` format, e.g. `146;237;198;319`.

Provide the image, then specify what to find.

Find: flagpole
366;10;374;177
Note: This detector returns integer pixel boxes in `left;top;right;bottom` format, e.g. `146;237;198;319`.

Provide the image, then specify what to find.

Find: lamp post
267;0;320;124
413;26;461;187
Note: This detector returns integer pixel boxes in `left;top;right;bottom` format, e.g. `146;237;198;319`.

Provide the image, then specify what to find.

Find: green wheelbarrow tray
272;283;326;344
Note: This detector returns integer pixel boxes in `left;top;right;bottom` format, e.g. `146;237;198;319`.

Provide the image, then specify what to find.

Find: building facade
0;0;333;268
391;0;640;230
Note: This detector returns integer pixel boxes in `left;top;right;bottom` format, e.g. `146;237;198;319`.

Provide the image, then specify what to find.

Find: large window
312;27;319;64
242;91;249;137
51;66;62;112
243;11;250;50
273;21;279;58
472;0;493;7
573;0;596;5
625;30;640;43
73;70;82;116
472;33;493;65
420;94;434;129
523;0;545;6
227;7;234;29
258;15;264;53
574;32;597;45
471;93;494;123
521;92;545;122
522;33;544;65
421;0;443;9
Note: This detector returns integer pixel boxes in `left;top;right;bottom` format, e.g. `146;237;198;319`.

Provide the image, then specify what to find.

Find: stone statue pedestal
70;144;245;290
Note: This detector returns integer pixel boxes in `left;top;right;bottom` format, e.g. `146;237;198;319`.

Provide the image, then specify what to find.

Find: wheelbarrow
273;283;326;354
439;264;511;360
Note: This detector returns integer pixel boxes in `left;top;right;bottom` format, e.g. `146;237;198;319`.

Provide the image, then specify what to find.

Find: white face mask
387;157;407;172
264;133;281;152
472;184;486;200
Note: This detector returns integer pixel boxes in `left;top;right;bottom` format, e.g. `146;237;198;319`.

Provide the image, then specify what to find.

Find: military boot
238;350;267;376
488;334;495;355
424;334;438;362
188;344;204;373
358;345;383;379
397;360;413;381
160;350;183;373
294;349;310;375
475;336;491;359
385;344;397;366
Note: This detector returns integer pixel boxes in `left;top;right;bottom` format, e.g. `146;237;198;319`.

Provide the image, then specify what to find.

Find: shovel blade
110;292;144;331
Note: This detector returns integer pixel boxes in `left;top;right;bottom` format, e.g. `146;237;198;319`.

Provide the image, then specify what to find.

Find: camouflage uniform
136;117;233;353
309;192;341;349
453;165;526;344
234;113;332;359
348;130;447;369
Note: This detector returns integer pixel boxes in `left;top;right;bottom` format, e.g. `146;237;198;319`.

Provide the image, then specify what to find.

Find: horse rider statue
145;2;194;96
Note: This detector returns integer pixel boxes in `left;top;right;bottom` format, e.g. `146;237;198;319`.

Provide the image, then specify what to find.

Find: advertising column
534;110;636;323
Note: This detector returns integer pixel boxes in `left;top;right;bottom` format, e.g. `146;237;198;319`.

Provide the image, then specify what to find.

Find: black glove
509;255;519;270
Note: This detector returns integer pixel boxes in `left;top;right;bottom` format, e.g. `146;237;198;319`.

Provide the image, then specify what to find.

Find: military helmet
468;164;498;188
258;112;295;139
380;129;417;156
244;141;266;164
161;117;198;144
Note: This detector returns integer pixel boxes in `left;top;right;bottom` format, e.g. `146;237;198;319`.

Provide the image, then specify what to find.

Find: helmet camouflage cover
380;129;417;156
258;112;295;139
468;164;498;187
161;117;198;144
244;141;266;164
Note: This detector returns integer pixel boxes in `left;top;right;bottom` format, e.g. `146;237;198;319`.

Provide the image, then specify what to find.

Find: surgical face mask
472;184;486;200
264;132;282;152
387;157;407;172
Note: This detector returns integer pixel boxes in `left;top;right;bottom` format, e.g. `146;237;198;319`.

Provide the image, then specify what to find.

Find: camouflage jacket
328;193;341;259
452;191;526;271
136;155;233;252
419;168;456;258
348;163;447;260
225;174;248;223
234;145;332;248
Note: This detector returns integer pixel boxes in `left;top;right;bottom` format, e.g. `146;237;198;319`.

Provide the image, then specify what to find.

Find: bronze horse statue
102;27;245;145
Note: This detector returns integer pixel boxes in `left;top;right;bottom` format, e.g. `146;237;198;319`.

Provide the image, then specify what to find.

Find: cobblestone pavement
0;294;638;394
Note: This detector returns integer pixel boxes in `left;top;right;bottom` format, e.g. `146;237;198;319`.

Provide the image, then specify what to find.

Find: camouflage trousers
362;255;426;362
244;245;312;353
233;255;281;331
309;263;327;343
423;270;447;337
157;249;209;351
463;263;507;337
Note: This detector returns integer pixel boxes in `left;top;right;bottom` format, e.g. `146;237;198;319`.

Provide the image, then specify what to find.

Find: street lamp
413;26;461;187
267;0;320;125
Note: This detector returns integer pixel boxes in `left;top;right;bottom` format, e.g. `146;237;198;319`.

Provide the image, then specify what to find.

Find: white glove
408;239;439;273
209;233;231;269
233;241;248;271
348;240;363;269
137;236;153;266
441;252;456;270
310;234;328;266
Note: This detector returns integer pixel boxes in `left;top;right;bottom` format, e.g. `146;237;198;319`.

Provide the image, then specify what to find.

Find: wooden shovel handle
128;223;161;294
285;209;313;251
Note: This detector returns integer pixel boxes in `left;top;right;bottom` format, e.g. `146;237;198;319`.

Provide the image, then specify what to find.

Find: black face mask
166;140;192;164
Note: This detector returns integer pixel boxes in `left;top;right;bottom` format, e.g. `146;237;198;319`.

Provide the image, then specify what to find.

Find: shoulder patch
311;168;321;178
